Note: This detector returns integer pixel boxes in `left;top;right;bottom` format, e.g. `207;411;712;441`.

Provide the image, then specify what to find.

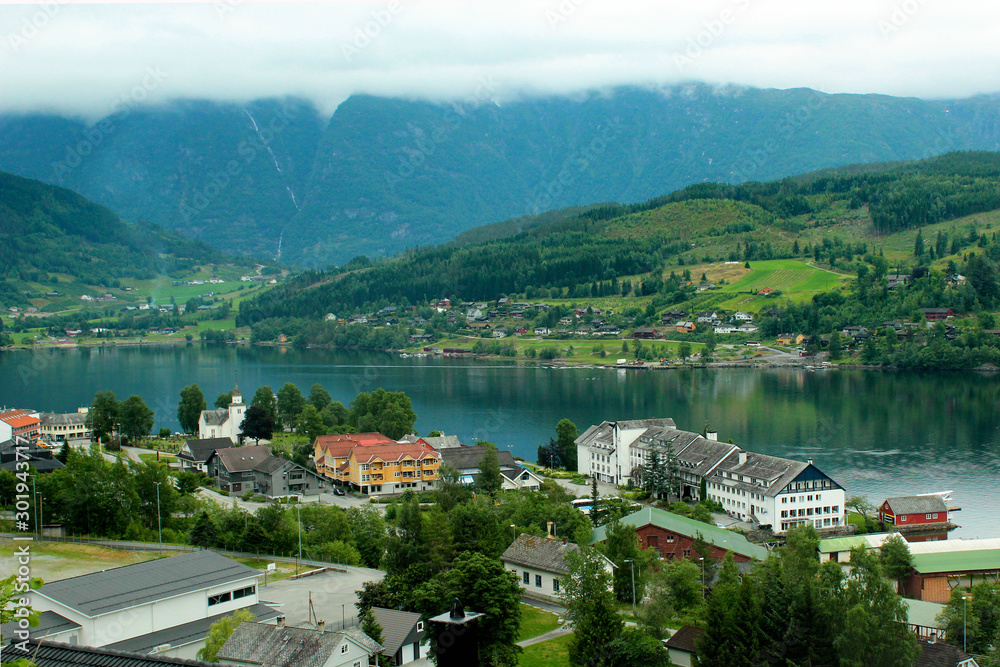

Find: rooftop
20;640;215;667
818;532;904;553
371;607;424;656
212;445;272;473
883;495;949;515
34;551;260;617
439;445;518;470
590;506;769;560
217;622;381;667
663;624;703;653
502;534;589;575
911;548;1000;575
179;437;234;462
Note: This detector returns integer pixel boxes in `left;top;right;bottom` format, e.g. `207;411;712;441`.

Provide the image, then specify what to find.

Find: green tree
239;405;274;444
86;390;119;442
562;546;623;667
197;608;256;662
590;474;600;526
190;510;218;547
939;582;1000;654
678;342;692;362
214;391;232;409
555;418;579;471
251;386;278;422
349;388;417;440
477;443;503;496
119;395;154;445
130;460;177;532
879;534;913;592
602;519;643;604
277;383;306;428
828;330;844;360
177;384;206;434
659;557;703;615
914;228;925;257
361;610;392;667
309;383;333;412
346;505;388;569
297;404;327;441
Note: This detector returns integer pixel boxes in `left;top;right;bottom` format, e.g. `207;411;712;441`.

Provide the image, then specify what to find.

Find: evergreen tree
589;474;600;526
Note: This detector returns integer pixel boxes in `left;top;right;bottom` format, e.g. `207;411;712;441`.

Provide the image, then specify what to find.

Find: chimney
807;458;814;466
277;616;286;628
317;620;325;632
706;430;718;441
738;450;748;465
929;631;937;644
546;521;555;539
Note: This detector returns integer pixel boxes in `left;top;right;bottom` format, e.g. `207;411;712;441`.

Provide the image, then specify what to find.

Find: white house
714;325;739;334
198;382;245;443
501;529;614;603
371;607;429;666
24;551;277;659
737;323;760;333
218;621;381;667
438;446;543;492
733;311;754;322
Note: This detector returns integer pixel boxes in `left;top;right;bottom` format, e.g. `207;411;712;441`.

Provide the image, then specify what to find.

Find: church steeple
230;371;243;405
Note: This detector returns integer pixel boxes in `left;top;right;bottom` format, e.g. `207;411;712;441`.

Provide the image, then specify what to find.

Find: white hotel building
576;418;846;534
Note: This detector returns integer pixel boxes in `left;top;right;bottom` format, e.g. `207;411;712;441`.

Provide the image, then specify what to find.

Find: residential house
631;328;661;339
921;308;955;321
533;327;551;336
674;321;696;333
178;437;234;472
913;637;979;667
217;621;381;667
502;529;614;603
661;309;686;325
879;495;951;530
886;274;911;289
947;273;967;286
465;308;484;320
39;409;91;441
737;323;759;334
0;437;65;473
438;445;543;491
903;599;948;641
345;441;441;495
732;311;753;322
663;625;704;667
21;551;277;658
696;312;718;324
0;409;42;441
590;506;767;562
760;287;774;295
206;445;271;493
598;325;621;336
903;538;1000;603
776;333;797;345
9;640;217;667
467;322;492;331
714;324;739;334
696;282;716;292
197;382;245;443
370;607;428;666
492;329;507;338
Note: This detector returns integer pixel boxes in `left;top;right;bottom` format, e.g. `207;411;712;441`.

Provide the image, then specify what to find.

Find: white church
198;382;245;443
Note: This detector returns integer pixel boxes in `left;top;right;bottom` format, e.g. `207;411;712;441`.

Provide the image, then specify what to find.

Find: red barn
920;308;954;321
879;495;949;528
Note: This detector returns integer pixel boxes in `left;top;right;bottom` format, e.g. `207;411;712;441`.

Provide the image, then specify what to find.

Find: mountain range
2;84;1000;267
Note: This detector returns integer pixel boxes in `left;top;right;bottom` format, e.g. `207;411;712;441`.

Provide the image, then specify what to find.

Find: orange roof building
0;409;41;441
345;441;441;495
313;432;399;487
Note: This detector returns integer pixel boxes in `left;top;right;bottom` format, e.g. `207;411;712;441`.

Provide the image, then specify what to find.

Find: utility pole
699;557;706;598
296;503;303;576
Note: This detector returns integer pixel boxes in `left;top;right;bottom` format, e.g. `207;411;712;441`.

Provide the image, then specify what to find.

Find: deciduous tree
177;384;206;434
240;405;274;444
119;395;154;445
197;608;255;662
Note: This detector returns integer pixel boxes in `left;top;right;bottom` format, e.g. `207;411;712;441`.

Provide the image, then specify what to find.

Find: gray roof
663;624;703;653
34;551;260;617
501;534;584;575
39;412;88;427
211;446;272;473
200;409;229;426
371;607;424;656
884;495;949;515
252;455;289;475
1;610;80;640
440;446;518;471
23;639;215;667
712;450;812;498
914;638;978;667
179;437;234;463
107;603;279;654
217;622;381;667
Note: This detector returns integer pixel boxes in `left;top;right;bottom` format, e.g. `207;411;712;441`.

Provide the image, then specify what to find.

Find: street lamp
296;503;303;576
624;559;636;613
510;524;516;542
154;481;162;548
699;557;706;598
963;594;972;653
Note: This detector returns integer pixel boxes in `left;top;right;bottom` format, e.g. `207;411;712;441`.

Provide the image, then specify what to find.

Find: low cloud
1;0;999;120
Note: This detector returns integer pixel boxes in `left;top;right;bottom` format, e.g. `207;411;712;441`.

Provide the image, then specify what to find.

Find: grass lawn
232;556;299;584
0;540;173;582
138;453;178;464
518;603;562;642
519;633;572;666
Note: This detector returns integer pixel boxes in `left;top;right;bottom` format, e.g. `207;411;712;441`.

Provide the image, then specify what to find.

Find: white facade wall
504;562;566;603
0;421;12;442
578;426;646;486
705;480;845;534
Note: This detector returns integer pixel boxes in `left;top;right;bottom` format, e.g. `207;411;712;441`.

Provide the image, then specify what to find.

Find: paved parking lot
257;566;385;629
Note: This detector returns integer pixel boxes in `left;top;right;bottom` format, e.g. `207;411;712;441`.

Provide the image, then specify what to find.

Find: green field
519;633;572;666
518;604;562;642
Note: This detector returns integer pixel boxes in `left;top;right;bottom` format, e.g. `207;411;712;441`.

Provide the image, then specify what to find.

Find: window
926;514;932;520
417;622;424;632
683;549;691;558
900;515;907;521
341;644;348;654
781;510;788;518
832;505;839;514
535;575;542;588
208;592;232;606
553;578;560;592
360;464;370;471
807;495;813;502
933;513;939;519
233;585;256;600
666;535;675;543
523;571;530;584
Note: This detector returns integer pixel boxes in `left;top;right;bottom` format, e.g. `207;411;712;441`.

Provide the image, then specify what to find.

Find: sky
2;0;1000;120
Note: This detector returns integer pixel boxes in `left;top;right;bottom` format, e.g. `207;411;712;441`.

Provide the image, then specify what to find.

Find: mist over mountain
2;84;999;267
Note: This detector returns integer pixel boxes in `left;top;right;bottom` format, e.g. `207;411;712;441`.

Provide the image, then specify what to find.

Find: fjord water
3;345;998;537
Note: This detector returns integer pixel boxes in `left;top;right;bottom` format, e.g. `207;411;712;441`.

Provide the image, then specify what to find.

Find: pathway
516;626;573;648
